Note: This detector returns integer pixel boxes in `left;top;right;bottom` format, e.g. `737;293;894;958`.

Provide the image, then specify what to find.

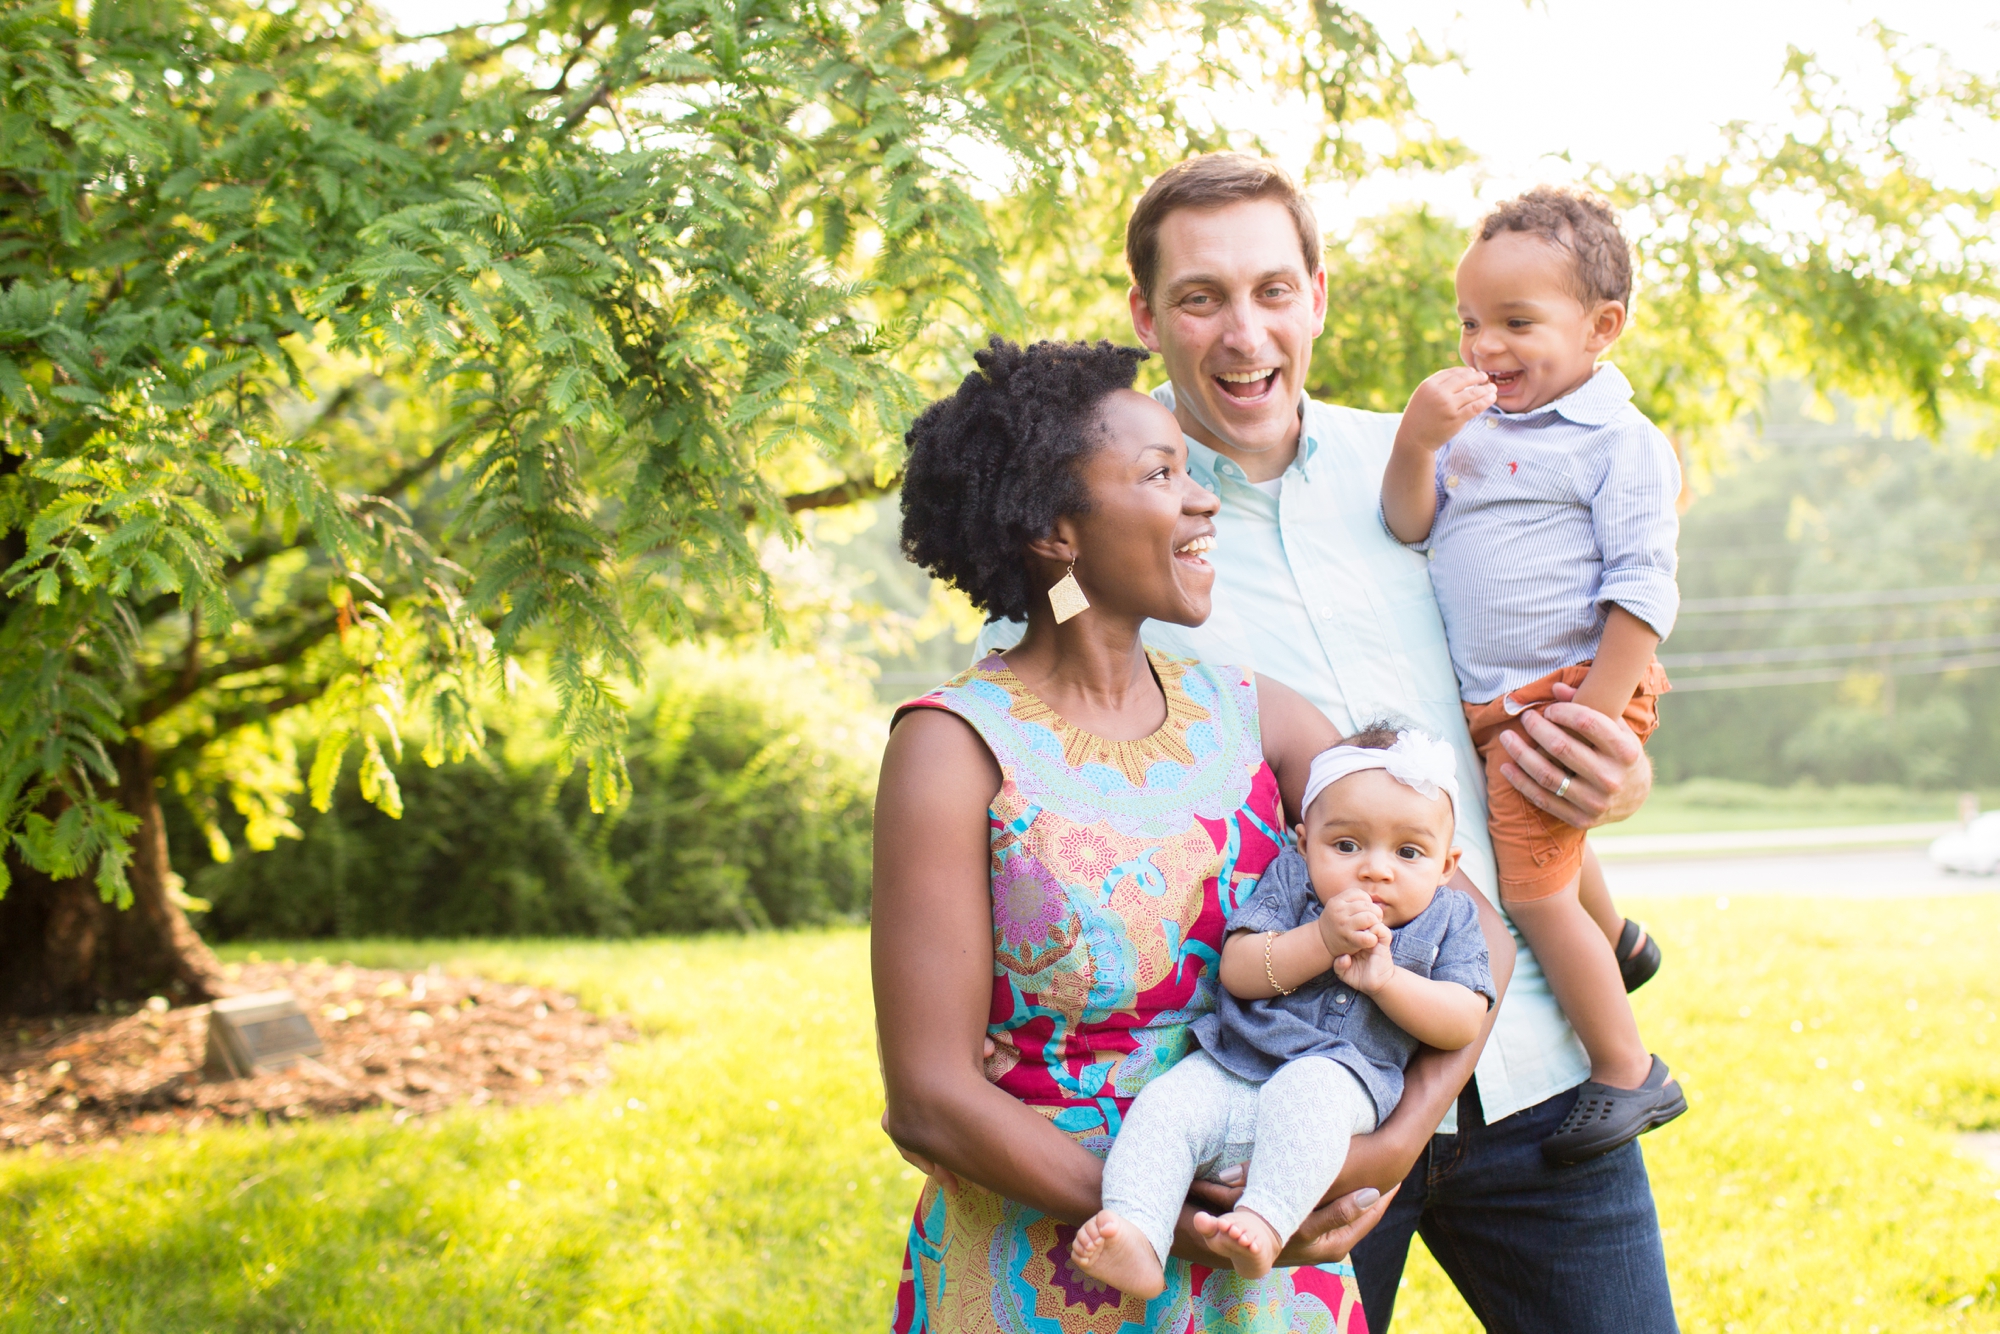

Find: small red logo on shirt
1507;461;1519;475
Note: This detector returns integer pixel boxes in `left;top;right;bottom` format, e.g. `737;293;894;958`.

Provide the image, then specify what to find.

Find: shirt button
1483;417;1498;430
1445;474;1461;489
1318;606;1333;619
1336;993;1350;1004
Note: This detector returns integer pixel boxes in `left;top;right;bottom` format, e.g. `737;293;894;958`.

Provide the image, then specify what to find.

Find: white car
1930;811;2000;875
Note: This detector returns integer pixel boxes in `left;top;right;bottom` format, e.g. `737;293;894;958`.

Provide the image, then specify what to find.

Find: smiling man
976;154;1675;1332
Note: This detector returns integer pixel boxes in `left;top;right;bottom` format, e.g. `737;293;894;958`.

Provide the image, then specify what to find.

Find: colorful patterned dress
890;650;1368;1334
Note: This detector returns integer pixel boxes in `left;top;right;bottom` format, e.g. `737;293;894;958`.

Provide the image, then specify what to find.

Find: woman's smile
1174;531;1217;566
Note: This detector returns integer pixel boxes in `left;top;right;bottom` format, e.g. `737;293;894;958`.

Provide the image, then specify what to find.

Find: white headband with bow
1301;730;1461;821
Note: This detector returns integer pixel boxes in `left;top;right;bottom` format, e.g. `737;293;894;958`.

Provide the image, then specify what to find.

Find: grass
1611;779;2000;836
4;902;2000;1332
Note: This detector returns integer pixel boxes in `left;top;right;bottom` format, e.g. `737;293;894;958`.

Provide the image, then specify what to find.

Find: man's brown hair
1125;153;1322;302
1476;186;1633;308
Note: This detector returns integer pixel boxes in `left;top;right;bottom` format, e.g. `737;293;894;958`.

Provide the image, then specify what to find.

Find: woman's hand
1497;680;1651;828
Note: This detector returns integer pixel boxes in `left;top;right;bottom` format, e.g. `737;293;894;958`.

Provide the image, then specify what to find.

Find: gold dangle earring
1048;558;1090;624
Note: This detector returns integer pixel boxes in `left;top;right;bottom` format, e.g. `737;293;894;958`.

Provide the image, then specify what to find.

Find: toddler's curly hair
1478;186;1632;308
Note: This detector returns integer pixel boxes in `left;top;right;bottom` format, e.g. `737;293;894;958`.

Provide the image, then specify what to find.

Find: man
976;154;1675;1332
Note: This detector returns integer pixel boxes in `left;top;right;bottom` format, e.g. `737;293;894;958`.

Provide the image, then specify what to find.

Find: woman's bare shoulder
882;705;1002;805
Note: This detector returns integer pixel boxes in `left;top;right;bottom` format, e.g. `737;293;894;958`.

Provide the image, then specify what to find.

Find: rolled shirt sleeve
1592;420;1682;642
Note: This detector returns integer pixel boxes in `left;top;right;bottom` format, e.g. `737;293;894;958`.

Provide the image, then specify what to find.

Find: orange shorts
1463;659;1671;902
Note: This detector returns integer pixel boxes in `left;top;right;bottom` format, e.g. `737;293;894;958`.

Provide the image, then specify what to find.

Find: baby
1070;726;1494;1297
1381;185;1686;1164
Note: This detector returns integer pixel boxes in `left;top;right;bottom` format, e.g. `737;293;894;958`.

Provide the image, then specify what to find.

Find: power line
1669;651;2000;693
1673;607;2000;632
1660;631;2000;670
1679;582;2000;614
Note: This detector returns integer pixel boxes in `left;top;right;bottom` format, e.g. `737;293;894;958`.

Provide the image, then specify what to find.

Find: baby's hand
1333;935;1396;995
1397;367;1498;454
1317;888;1384;960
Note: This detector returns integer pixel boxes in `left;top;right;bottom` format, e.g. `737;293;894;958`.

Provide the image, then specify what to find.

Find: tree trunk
0;742;228;1014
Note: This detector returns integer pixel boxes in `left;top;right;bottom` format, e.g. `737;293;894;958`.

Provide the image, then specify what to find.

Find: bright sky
381;0;1999;229
1295;0;2000;229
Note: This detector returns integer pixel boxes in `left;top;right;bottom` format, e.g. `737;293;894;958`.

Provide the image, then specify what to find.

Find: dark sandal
1618;918;1661;993
1541;1055;1687;1166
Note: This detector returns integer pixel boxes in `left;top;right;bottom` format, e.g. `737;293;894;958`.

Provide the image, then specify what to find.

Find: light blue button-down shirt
1421;363;1681;702
976;386;1591;1126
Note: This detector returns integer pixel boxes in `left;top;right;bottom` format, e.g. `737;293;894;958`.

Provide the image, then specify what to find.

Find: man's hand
1396;367;1497;454
1498;681;1652;828
1333;935;1396;995
1317;888;1386;959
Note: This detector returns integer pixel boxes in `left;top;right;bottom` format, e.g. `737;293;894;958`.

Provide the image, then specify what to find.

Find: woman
875;338;1418;1332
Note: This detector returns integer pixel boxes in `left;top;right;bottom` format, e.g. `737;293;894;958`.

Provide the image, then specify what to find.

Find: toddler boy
1380;186;1687;1164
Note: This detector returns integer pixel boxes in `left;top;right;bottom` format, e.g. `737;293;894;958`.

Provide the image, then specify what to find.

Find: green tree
0;0;1439;1010
1309;30;1999;456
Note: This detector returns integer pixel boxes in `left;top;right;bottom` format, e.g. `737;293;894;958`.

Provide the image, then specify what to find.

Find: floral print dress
890;651;1368;1334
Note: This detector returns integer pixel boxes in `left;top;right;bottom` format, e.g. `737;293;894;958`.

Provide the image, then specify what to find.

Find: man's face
1129;199;1327;474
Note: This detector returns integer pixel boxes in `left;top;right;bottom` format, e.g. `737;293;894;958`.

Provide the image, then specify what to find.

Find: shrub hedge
177;651;881;940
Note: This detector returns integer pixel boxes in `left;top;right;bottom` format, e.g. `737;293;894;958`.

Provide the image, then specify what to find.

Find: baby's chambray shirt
1190;847;1496;1125
1415;362;1681;704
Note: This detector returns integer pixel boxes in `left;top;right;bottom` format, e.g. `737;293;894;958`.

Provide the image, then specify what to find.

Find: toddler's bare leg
1576;844;1626;947
1507;876;1651;1088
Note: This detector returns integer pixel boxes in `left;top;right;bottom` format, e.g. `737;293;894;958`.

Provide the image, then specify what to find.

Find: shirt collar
1150;383;1320;490
1493;361;1634;427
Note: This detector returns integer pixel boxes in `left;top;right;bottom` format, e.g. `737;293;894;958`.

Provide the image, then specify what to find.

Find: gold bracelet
1263;931;1297;996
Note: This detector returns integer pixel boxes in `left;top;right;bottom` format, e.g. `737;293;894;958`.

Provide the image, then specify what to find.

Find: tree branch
202;690;320;743
778;472;902;516
137;613;341;724
213;441;454;588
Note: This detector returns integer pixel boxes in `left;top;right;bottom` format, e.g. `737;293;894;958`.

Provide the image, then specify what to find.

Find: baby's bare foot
1193;1207;1281;1281
1070;1210;1165;1299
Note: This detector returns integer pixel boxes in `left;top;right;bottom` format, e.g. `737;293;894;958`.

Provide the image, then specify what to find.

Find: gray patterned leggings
1100;1049;1378;1266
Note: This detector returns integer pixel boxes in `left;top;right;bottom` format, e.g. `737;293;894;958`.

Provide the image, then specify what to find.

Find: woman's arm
873;709;1105;1221
1255;674;1341;824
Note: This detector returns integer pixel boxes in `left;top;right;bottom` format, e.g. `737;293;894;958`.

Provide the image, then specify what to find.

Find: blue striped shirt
1414;363;1681;703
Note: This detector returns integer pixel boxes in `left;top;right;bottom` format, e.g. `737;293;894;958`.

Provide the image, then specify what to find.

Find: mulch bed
0;960;636;1152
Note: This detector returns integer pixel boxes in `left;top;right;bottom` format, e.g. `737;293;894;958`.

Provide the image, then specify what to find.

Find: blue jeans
1351;1081;1678;1333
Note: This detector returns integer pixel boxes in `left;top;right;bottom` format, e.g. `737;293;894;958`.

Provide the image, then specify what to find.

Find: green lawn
5;901;1999;1331
1611;779;1999;836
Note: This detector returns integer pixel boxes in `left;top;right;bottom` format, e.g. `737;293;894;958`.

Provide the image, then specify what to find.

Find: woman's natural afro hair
900;337;1150;622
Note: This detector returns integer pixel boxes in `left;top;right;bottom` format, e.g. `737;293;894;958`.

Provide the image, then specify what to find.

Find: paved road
1601;846;2000;899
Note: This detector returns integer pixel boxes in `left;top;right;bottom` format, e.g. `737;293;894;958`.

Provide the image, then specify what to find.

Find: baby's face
1297;769;1460;928
1455;230;1624;414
